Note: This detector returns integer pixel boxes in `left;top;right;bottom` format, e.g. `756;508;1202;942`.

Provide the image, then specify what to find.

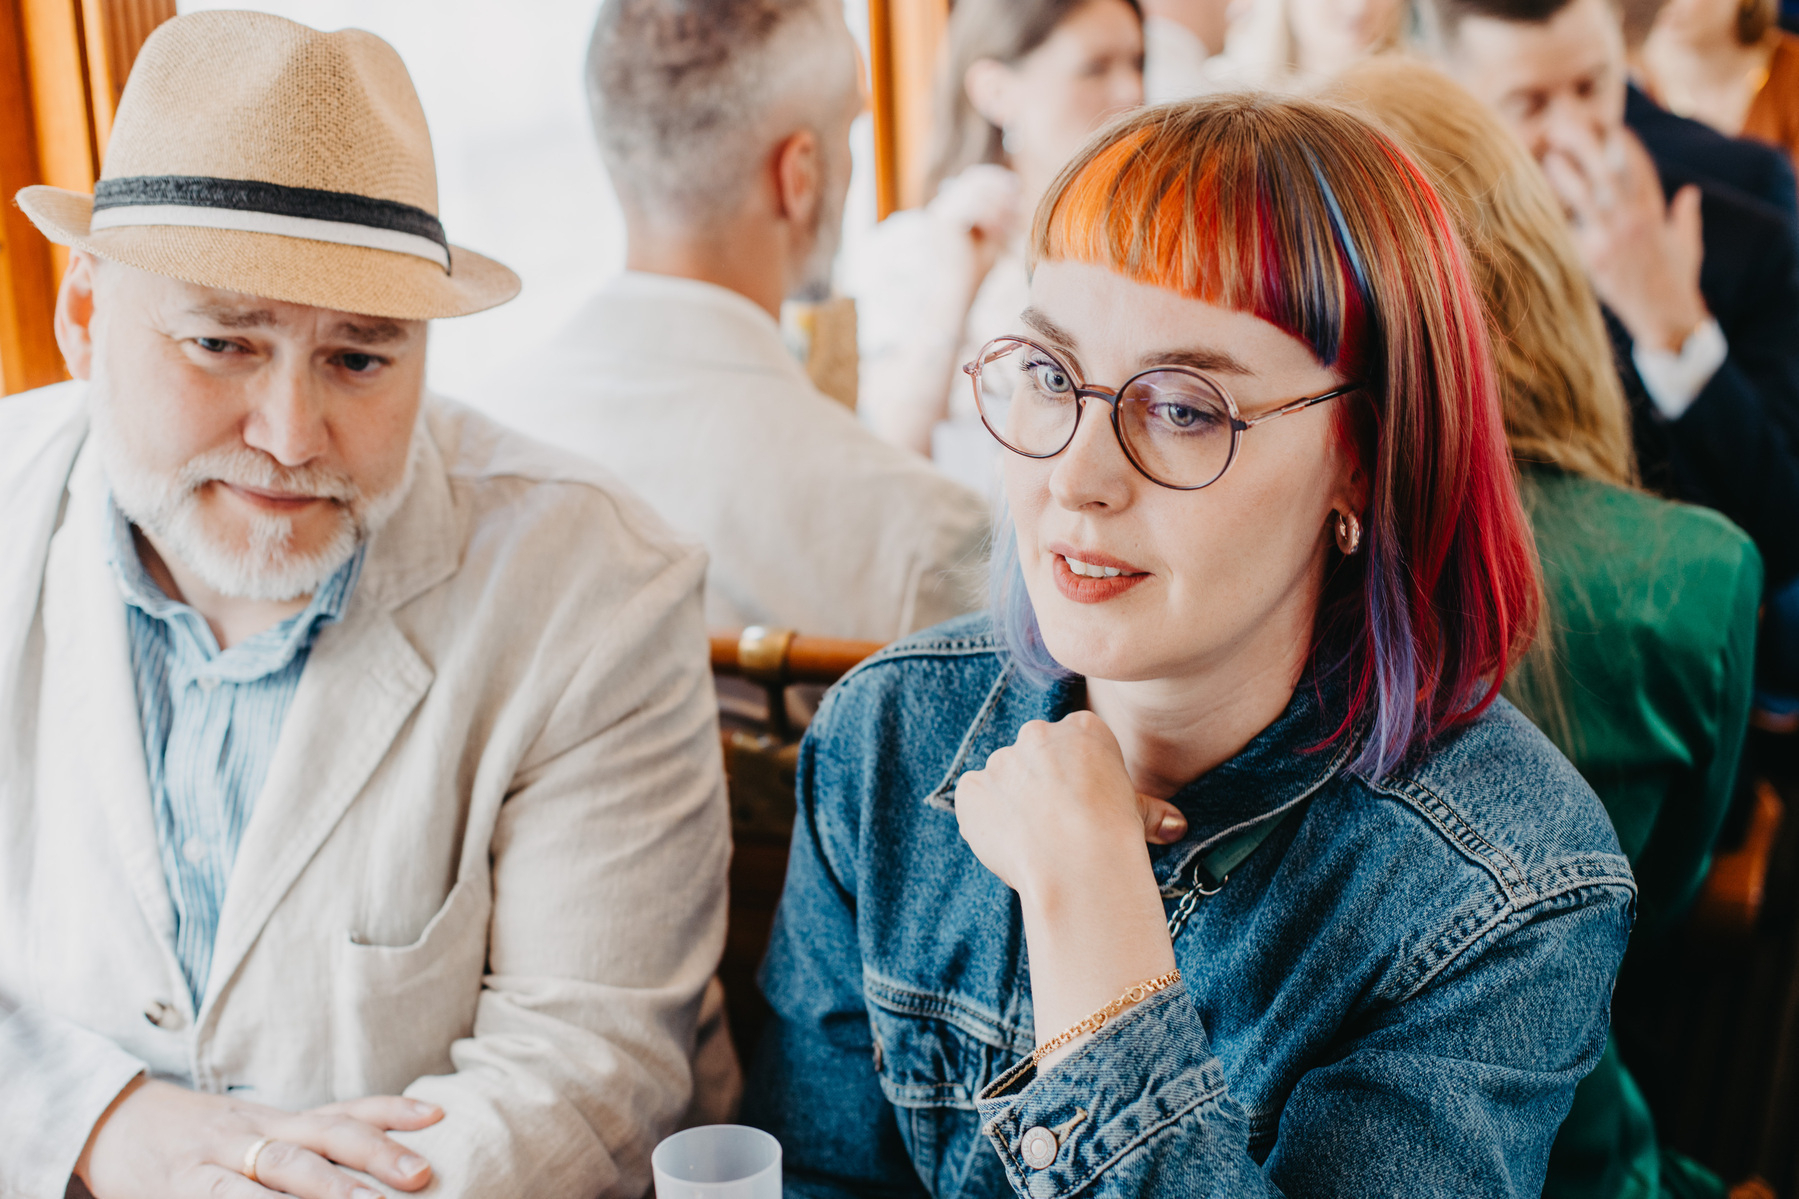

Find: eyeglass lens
972;338;1237;489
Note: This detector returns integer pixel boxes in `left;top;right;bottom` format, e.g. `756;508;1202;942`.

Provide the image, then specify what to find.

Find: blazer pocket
331;878;489;1100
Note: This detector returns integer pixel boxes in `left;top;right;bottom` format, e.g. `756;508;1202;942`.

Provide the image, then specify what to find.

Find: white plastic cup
651;1124;782;1199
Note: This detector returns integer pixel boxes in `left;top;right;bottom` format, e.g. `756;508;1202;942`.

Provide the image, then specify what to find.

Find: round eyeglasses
963;336;1362;491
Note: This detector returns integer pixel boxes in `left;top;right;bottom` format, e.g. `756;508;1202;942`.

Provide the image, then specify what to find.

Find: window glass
175;0;875;400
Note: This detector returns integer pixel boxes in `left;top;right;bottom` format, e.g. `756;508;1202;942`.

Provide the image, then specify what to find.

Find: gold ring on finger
243;1136;276;1183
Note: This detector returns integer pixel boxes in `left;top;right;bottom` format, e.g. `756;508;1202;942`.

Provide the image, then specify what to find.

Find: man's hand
76;1076;442;1199
1542;124;1709;353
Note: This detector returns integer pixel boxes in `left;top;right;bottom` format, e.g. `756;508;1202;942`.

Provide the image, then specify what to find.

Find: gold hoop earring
1335;510;1362;555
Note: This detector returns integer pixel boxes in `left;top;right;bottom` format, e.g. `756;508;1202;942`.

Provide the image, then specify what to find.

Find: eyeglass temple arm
1238;384;1360;429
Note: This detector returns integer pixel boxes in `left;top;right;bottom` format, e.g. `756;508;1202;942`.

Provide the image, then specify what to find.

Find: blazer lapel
37;446;181;963
203;422;457;1013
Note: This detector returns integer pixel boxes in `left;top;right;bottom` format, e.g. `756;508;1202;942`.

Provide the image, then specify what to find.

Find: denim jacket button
1020;1126;1058;1169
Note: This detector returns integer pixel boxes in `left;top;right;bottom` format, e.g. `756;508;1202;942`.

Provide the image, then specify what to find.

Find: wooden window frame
867;0;948;220
0;0;172;395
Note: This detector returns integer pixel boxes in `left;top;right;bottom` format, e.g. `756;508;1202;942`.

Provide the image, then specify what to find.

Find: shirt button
143;1000;185;1031
197;676;219;691
1020;1125;1058;1169
181;837;207;864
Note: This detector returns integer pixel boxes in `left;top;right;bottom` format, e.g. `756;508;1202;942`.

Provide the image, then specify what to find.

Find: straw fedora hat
16;10;518;320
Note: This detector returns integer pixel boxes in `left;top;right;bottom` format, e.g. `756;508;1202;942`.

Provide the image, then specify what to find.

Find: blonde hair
1333;57;1640;754
1333;57;1637;490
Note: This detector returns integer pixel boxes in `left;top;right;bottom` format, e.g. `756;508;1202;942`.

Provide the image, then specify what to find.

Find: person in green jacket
1339;58;1763;1199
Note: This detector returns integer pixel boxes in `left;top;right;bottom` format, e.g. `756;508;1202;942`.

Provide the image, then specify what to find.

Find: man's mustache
176;446;360;505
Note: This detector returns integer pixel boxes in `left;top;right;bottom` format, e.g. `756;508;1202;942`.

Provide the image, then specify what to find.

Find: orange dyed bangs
1034;105;1373;375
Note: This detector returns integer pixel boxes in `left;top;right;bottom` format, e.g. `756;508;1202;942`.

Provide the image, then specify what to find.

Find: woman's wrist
1016;835;1177;1054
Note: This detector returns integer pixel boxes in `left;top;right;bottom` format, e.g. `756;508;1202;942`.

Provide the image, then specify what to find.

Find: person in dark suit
1617;0;1799;222
1625;83;1799;226
1432;0;1799;665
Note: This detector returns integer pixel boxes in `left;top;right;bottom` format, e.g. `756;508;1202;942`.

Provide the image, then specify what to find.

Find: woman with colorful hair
745;94;1633;1196
1338;57;1763;1199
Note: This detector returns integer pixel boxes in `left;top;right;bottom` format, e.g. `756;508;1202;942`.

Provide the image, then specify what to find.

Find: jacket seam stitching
922;663;1015;811
1355;772;1529;898
864;970;1033;1051
1397;874;1635;1003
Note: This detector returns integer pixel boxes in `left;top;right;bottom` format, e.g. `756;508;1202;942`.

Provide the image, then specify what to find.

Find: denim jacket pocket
865;972;1033;1196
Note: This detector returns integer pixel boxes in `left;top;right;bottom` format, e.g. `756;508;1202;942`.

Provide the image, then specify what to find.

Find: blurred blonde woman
1643;0;1799;173
1339;57;1763;1199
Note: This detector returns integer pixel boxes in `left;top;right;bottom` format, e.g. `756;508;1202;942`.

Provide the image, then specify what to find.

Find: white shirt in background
478;271;991;643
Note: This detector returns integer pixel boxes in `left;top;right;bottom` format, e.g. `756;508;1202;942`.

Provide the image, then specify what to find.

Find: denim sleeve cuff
975;983;1232;1196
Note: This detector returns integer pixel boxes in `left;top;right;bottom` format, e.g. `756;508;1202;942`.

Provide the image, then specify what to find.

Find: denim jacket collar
922;653;1362;895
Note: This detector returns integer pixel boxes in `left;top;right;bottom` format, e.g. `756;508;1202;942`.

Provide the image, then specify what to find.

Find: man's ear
773;127;821;229
54;252;101;381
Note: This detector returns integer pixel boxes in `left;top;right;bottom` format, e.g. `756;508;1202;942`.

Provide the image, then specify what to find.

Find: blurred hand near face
927;163;1025;306
1541;123;1708;351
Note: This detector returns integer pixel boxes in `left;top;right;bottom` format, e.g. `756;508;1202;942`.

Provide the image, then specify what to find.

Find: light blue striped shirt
107;502;363;1006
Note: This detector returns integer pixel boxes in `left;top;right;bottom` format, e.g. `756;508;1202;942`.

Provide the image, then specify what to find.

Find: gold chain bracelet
1029;968;1182;1067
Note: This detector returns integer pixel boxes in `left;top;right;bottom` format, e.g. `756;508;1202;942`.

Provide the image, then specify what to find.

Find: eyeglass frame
962;335;1364;491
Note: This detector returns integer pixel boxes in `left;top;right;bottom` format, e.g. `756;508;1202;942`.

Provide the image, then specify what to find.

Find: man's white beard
89;365;416;604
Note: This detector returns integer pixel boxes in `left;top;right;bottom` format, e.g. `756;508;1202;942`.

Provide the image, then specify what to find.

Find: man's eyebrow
1145;347;1254;376
332;319;409;346
189;304;276;329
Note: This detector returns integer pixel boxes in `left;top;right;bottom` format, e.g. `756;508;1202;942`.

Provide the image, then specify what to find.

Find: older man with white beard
0;12;729;1199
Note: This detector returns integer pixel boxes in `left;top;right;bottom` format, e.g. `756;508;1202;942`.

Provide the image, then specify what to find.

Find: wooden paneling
80;0;170;150
0;0;67;392
0;0;173;393
867;0;948;219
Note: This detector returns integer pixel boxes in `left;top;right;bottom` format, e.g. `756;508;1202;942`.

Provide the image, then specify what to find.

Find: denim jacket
745;614;1637;1198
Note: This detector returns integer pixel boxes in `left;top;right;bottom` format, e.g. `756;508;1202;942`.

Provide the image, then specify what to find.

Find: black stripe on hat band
93;175;448;253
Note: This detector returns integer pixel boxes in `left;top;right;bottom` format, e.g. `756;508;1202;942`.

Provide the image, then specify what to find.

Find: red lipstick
1047;544;1150;604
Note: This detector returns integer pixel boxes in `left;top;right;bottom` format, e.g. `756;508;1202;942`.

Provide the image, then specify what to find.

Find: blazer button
1020;1125;1058;1169
143;1000;185;1031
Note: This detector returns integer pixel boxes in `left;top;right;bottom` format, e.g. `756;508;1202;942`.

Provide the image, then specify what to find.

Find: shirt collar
568;271;814;385
105;498;364;683
926;661;1360;893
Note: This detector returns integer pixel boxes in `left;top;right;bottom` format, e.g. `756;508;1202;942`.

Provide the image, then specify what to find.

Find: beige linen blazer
0;383;730;1198
475;271;991;644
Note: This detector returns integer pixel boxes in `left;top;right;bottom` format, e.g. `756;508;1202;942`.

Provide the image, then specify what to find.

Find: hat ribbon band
90;175;451;272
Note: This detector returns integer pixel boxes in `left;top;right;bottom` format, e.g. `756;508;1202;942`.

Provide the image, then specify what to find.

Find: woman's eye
340;352;381;374
1152;401;1216;431
1026;359;1074;394
195;337;236;354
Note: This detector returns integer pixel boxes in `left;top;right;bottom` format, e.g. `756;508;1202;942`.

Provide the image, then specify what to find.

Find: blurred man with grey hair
485;0;989;644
